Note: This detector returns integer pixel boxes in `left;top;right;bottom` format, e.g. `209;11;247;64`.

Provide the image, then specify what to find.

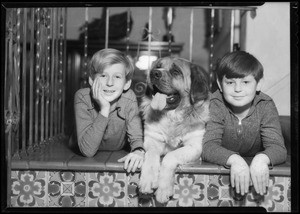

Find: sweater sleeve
125;93;144;152
74;90;109;157
202;101;239;166
258;100;287;166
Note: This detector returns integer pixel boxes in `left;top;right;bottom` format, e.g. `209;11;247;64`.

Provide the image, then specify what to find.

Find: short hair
216;51;264;82
88;48;134;81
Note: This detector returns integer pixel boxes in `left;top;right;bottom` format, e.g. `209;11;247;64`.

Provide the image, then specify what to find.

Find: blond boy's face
217;74;262;112
90;63;131;103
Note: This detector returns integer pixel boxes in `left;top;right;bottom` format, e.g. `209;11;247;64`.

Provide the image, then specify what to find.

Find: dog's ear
190;63;210;105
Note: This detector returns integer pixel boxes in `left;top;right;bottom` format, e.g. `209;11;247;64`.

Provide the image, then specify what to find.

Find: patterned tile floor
10;170;291;212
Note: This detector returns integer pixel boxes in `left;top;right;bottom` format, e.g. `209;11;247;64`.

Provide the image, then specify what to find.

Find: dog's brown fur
139;57;210;203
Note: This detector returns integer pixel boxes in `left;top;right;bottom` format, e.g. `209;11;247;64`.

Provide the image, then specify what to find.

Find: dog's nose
150;69;162;80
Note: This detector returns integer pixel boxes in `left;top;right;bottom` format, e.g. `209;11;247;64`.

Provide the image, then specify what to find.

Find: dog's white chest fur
145;110;185;148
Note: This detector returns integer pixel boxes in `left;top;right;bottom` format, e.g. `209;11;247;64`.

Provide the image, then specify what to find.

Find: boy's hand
92;77;110;117
227;154;250;195
118;150;144;173
151;93;167;110
250;153;270;195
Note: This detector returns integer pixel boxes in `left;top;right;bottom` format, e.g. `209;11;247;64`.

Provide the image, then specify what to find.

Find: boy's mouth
103;89;116;95
232;96;245;100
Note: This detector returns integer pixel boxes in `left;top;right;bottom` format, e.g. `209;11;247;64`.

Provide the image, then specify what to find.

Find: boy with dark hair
202;51;287;196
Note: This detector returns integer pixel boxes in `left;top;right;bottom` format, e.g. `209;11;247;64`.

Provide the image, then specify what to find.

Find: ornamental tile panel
48;171;87;207
11;171;47;207
10;170;291;212
87;172;126;207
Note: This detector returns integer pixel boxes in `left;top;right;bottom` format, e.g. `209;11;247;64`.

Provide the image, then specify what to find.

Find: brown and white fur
139;57;210;203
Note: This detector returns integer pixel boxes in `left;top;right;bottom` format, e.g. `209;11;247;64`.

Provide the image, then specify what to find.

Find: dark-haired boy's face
218;74;262;112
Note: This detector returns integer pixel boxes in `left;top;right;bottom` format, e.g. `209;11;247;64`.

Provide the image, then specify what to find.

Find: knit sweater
202;90;287;167
74;88;144;157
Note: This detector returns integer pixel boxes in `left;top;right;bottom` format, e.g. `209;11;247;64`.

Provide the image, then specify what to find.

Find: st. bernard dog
139;56;210;203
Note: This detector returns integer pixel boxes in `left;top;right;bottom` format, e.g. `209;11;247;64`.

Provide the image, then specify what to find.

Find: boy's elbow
283;147;288;162
81;149;96;158
280;143;288;162
85;153;95;158
78;142;97;157
275;146;288;165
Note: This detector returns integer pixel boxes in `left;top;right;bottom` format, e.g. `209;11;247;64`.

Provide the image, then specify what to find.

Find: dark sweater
202;90;287;167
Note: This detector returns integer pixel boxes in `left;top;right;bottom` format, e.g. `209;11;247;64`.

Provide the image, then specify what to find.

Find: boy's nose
106;76;114;86
234;83;242;92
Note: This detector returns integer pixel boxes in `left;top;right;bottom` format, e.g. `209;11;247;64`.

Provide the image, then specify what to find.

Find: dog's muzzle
149;69;181;108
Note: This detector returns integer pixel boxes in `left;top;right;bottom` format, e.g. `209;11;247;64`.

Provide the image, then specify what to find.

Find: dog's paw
139;157;160;194
139;176;155;194
155;184;174;204
139;170;159;194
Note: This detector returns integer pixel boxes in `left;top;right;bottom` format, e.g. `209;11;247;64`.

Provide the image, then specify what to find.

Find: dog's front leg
155;131;204;203
154;151;177;203
139;138;165;194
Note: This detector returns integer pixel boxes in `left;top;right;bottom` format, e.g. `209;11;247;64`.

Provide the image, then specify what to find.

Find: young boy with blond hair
73;48;145;173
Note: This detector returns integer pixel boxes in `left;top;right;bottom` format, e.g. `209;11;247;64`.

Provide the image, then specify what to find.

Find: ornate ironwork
5;110;20;133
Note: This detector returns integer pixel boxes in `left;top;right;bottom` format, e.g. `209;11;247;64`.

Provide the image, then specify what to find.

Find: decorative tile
129;173;209;207
48;171;87;207
61;182;75;196
206;174;291;212
127;173;140;207
87;172;126;207
10;170;291;211
127;172;164;207
250;176;291;212
167;174;207;207
11;171;47;207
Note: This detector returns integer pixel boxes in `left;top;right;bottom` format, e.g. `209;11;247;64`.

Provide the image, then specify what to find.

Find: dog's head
145;57;210;110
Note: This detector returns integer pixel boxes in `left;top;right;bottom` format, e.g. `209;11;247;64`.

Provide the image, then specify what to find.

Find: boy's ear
88;77;93;87
256;78;264;92
216;78;222;92
124;79;132;91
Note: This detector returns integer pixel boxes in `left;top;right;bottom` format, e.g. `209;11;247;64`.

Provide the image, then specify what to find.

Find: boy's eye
114;75;123;79
225;81;234;85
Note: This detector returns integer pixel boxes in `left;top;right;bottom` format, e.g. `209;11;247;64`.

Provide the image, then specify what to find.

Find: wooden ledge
11;135;291;176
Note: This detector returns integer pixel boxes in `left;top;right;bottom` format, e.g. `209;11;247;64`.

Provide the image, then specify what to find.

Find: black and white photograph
1;2;298;213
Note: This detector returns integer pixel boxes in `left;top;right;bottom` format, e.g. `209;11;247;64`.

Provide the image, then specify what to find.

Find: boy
73;48;145;173
202;51;287;196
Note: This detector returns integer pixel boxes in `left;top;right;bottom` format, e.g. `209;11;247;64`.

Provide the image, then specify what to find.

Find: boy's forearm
78;128;104;157
260;100;287;165
126;100;144;152
77;114;109;157
259;147;287;167
127;118;144;151
202;141;238;166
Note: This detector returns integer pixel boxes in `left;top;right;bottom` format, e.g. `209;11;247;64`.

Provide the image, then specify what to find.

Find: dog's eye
155;63;162;69
171;68;181;77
